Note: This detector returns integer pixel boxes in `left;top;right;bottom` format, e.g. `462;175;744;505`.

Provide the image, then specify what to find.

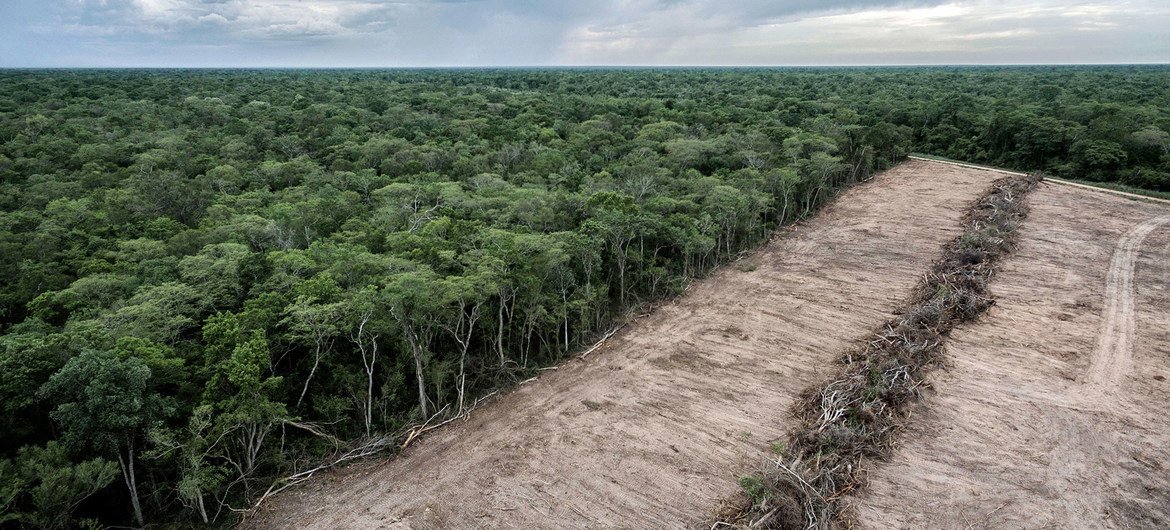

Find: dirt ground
246;160;997;529
854;181;1170;529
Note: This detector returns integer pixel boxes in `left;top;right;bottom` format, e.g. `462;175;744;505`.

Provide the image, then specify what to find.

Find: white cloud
198;12;229;25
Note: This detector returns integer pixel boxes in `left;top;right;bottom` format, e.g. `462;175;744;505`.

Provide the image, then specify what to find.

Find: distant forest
1;66;1167;527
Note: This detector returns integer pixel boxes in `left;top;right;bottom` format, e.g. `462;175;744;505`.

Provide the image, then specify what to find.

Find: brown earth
854;181;1170;529
246;159;998;529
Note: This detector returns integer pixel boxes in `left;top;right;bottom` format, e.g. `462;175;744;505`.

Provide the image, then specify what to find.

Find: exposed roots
727;172;1042;530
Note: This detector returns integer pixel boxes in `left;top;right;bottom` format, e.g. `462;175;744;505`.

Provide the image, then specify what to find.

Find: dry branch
577;324;624;360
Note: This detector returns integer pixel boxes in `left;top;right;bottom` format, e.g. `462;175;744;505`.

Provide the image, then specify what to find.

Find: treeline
0;69;888;527
0;66;1166;527
468;66;1170;189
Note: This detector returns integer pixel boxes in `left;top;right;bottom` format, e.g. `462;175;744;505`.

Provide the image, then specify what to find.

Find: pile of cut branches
727;172;1042;529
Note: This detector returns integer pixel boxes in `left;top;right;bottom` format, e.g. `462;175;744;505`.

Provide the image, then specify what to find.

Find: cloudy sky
1;0;1167;67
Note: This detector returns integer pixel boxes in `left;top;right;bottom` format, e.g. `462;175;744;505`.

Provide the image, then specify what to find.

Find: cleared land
248;160;998;529
855;181;1170;528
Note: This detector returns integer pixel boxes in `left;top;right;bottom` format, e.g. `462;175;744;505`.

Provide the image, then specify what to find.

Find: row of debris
725;172;1043;529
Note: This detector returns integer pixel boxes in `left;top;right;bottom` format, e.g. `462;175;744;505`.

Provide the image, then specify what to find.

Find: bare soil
854;181;1170;529
246;159;998;529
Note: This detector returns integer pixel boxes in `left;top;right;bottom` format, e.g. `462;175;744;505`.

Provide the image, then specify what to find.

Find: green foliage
0;328;68;444
2;442;117;529
38;350;166;458
113;336;186;390
147;406;227;525
36;350;164;525
105;282;207;344
739;475;767;505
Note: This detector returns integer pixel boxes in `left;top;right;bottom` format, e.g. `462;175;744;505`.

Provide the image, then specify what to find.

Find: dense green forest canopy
1;66;1167;527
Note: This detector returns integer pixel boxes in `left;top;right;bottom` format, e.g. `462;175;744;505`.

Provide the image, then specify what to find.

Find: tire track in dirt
1020;207;1170;526
1085;214;1170;393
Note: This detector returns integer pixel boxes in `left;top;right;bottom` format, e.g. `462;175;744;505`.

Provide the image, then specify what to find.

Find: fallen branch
282;420;344;448
578;324;624;360
400;404;452;450
247;397;485;517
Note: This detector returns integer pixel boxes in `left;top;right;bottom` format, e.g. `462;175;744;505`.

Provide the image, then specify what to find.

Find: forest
1;66;1168;527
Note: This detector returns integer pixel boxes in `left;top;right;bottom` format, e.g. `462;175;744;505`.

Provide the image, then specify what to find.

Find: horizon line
2;62;1170;70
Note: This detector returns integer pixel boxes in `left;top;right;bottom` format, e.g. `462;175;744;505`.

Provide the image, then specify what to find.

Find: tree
384;271;443;418
38;350;167;526
764;167;800;225
0;330;69;449
147;407;226;524
1130;125;1170;162
1073;139;1129;178
201;313;288;504
440;272;495;414
466;231;518;368
584;191;641;306
281;274;344;409
346;288;383;437
22;114;50;142
178;243;253;310
798;151;845;215
2;442;117;529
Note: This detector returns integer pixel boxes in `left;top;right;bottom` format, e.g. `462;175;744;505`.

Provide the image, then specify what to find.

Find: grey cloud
4;0;1168;66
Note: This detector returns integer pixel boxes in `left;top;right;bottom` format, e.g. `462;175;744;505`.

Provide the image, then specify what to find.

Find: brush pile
732;172;1042;529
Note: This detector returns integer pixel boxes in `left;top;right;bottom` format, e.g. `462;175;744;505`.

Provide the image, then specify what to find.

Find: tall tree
384;271;443;418
39;350;167;526
281;274;344;409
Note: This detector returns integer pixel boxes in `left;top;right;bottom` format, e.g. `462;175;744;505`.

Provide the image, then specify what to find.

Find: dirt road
855;182;1170;529
247;160;998;529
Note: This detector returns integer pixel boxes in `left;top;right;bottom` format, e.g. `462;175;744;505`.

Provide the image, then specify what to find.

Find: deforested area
854;182;1170;529
720;170;1041;529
